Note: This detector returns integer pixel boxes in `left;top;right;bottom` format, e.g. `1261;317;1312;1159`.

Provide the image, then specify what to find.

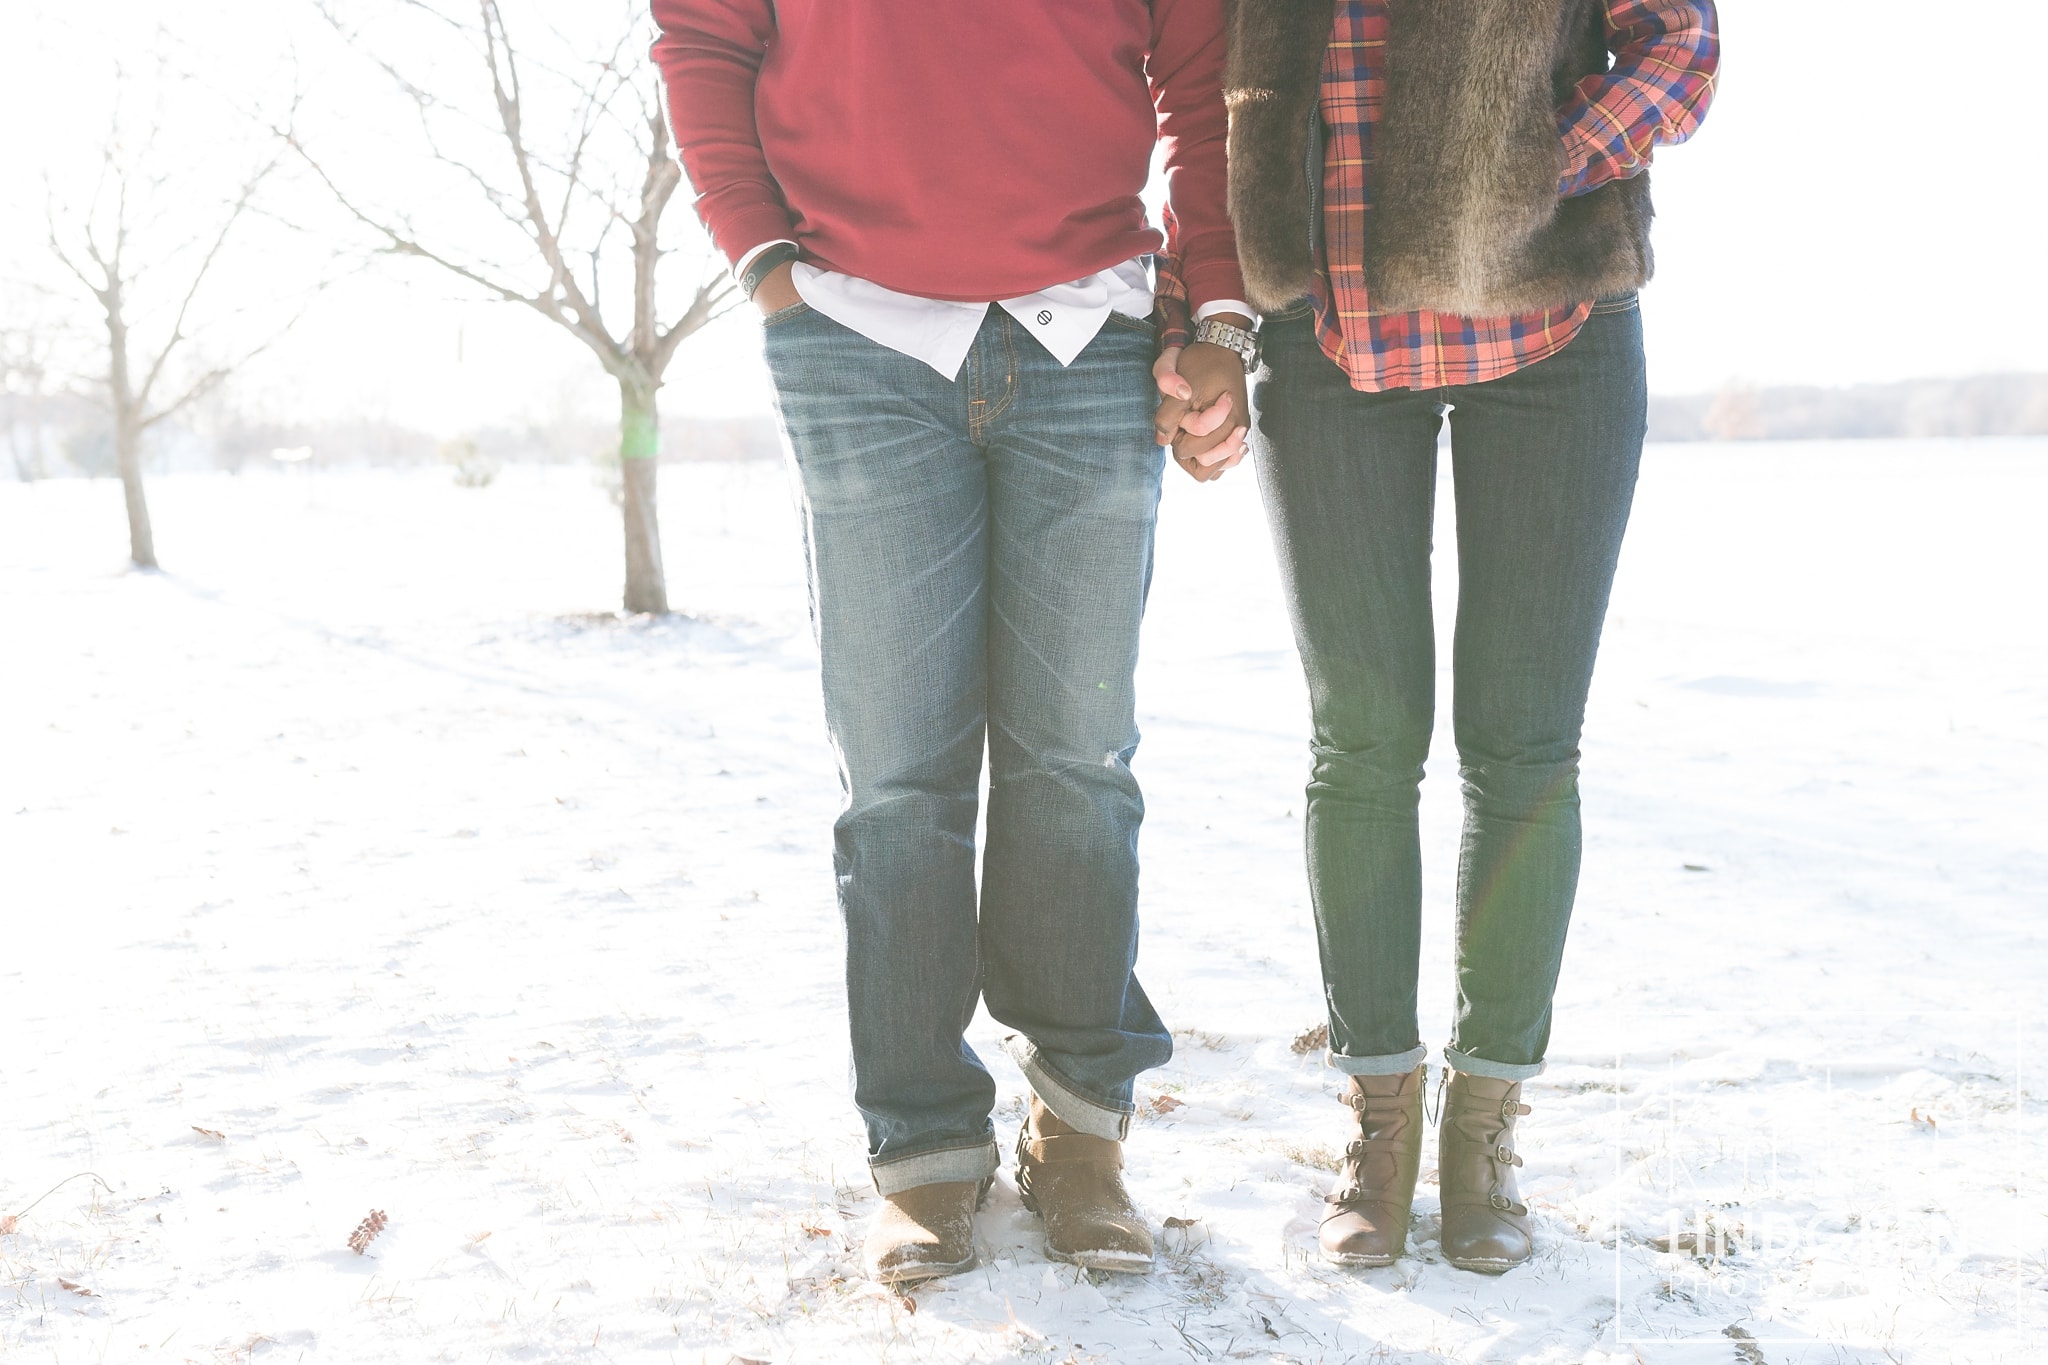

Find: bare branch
475;0;618;363
46;190;108;300
651;274;739;377
137;261;353;433
132;152;282;414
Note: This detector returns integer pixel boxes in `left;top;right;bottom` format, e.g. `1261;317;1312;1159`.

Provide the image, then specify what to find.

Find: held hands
1153;333;1251;483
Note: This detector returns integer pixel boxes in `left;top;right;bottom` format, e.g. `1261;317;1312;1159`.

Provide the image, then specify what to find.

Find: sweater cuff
1180;258;1252;321
714;202;802;273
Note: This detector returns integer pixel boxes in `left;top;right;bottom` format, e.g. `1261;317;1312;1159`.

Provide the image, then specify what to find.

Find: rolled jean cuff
1005;1036;1133;1142
869;1138;1000;1197
1443;1046;1545;1083
1326;1042;1430;1077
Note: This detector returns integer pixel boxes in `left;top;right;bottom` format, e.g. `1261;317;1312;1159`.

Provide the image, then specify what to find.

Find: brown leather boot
1318;1065;1426;1266
861;1177;990;1285
1015;1095;1154;1273
1437;1071;1534;1273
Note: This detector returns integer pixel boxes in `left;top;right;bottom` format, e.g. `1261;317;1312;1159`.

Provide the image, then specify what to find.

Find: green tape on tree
621;408;661;461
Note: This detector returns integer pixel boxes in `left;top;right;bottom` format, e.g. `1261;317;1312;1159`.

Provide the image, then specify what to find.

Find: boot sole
1045;1246;1154;1273
1017;1186;1154;1273
867;1252;980;1285
1323;1248;1398;1268
1444;1254;1522;1274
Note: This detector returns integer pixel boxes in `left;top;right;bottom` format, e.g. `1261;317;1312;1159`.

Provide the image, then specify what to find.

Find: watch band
740;242;801;300
1193;317;1261;374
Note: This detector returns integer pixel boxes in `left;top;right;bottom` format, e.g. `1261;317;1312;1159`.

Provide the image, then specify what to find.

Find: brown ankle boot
862;1177;989;1285
1437;1071;1534;1273
1015;1095;1154;1273
1318;1065;1425;1266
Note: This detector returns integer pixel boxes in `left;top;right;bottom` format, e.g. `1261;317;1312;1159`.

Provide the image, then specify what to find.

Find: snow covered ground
2;438;2044;1364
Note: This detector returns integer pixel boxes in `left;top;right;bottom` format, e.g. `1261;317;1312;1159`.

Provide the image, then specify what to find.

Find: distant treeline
1649;373;2048;443
13;373;2048;481
2;392;784;480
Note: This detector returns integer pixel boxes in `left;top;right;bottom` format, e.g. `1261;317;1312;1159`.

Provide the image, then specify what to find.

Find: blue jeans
1252;296;1647;1082
762;302;1172;1195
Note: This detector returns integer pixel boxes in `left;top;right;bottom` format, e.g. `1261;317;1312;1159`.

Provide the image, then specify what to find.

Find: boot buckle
1489;1192;1512;1211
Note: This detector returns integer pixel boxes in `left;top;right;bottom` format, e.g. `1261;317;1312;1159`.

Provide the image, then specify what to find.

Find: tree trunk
618;381;667;614
116;415;157;569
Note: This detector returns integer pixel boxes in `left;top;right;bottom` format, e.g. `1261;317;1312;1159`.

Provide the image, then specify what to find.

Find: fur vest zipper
1224;0;1655;316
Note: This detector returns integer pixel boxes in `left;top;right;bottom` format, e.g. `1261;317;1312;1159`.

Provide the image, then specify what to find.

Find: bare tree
296;0;734;614
46;134;283;568
0;318;58;482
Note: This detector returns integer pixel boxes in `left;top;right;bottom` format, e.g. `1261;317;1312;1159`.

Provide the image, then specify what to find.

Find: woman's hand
1153;342;1250;483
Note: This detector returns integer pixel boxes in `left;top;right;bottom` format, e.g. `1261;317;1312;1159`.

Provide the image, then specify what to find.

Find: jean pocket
1101;310;1158;337
761;300;813;328
1590;291;1640;316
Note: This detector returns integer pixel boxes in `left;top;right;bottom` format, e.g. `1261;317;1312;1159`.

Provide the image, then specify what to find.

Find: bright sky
3;0;2044;436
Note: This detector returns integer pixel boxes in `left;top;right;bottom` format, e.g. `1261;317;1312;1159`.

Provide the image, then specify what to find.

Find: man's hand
752;260;801;316
1153;329;1251;483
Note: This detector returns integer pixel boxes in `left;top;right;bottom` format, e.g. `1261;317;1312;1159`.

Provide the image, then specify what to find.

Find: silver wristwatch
1192;317;1261;374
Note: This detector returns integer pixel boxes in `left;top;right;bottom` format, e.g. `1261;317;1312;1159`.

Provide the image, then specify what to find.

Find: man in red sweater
653;0;1252;1283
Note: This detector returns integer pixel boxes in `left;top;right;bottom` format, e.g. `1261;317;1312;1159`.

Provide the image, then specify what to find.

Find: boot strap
1020;1132;1122;1169
1345;1136;1411;1157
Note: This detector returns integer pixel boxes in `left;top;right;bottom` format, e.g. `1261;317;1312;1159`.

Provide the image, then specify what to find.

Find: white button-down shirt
741;242;1246;380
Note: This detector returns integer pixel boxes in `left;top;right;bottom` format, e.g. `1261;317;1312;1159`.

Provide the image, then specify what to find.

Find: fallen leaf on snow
58;1279;98;1297
1145;1093;1184;1116
347;1209;389;1255
798;1220;833;1238
1910;1108;1939;1132
191;1126;227;1142
1162;1216;1201;1229
1290;1023;1329;1056
0;1215;16;1236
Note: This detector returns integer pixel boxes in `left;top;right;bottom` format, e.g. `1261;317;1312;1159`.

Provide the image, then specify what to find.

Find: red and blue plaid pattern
1160;0;1717;392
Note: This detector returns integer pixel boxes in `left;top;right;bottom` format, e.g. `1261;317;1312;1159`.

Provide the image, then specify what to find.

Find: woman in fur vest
1155;0;1719;1272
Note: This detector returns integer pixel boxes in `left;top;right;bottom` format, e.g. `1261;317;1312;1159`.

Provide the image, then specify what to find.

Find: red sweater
651;0;1245;309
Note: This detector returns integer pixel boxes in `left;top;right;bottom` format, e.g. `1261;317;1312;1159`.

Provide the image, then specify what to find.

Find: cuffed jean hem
869;1137;1001;1197
1005;1036;1134;1142
1443;1046;1546;1083
1326;1042;1430;1077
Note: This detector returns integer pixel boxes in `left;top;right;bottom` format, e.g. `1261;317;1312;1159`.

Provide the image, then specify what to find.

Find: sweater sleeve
1148;0;1248;312
1557;0;1719;199
650;0;798;269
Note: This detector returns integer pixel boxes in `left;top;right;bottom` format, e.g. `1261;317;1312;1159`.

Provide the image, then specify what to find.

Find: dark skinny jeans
1252;295;1647;1080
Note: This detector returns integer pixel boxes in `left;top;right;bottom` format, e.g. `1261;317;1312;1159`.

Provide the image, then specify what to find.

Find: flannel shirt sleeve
1151;204;1196;352
1557;0;1719;199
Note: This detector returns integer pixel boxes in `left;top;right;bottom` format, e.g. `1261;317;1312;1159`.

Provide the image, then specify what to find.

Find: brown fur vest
1225;0;1655;315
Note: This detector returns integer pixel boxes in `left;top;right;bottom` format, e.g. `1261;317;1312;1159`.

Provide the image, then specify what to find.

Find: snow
2;439;2044;1364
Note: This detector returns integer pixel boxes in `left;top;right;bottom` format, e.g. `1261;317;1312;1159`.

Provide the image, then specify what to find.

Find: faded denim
762;302;1172;1194
1253;298;1648;1083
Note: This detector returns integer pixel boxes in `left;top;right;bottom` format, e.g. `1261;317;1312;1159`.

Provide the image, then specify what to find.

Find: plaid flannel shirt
1158;0;1718;392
